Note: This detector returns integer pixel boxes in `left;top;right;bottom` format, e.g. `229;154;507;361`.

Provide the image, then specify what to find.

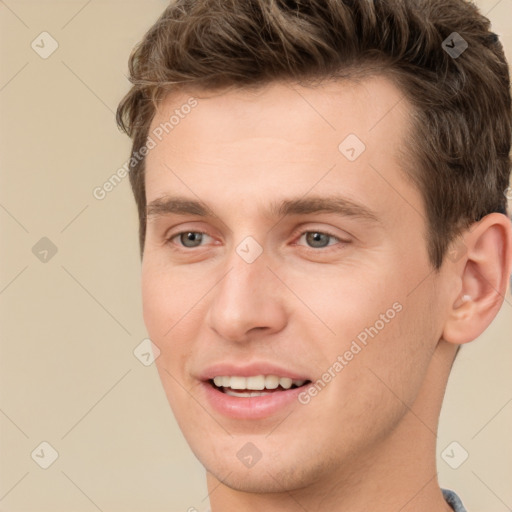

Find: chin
205;458;316;494
196;435;337;495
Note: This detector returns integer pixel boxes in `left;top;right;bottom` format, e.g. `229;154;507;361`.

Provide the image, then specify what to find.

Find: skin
141;77;512;512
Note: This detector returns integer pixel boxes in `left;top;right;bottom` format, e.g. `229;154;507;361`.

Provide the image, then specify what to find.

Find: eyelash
166;229;348;252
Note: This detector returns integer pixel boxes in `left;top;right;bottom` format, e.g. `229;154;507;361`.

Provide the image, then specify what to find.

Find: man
116;1;512;510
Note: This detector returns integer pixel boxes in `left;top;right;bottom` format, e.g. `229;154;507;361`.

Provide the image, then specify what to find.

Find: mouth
199;365;314;419
208;375;312;397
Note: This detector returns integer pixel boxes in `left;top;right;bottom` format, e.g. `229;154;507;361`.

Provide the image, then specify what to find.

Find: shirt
203;488;467;512
442;488;468;511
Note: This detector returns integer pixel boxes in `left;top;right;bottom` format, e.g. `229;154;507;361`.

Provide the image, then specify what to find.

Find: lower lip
201;381;308;420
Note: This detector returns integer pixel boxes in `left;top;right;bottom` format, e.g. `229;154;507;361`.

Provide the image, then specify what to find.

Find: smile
211;375;308;396
203;375;312;419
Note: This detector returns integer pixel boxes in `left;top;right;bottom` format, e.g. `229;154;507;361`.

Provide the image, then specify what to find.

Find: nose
205;245;288;343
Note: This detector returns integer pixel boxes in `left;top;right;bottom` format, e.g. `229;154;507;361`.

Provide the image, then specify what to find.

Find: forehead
149;76;410;148
144;76;420;228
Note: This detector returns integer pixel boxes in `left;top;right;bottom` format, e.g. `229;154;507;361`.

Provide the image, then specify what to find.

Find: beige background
0;1;511;511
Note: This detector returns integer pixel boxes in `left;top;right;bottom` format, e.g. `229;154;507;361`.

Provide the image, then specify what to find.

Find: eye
166;229;347;251
169;231;212;248
296;231;343;249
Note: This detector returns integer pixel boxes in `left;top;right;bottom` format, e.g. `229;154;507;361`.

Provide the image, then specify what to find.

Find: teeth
213;376;224;387
224;389;273;397
265;375;279;389
212;375;307;391
230;376;247;390
247;375;265;390
280;377;293;389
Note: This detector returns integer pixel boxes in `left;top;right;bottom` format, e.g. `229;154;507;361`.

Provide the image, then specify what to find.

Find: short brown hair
116;0;511;268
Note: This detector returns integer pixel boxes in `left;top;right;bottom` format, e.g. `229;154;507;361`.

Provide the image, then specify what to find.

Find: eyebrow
146;195;380;224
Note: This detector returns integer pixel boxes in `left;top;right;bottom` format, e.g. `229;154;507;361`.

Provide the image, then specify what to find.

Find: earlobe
442;213;512;346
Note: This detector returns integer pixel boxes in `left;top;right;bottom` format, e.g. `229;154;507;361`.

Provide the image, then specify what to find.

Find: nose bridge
216;240;271;311
206;237;286;341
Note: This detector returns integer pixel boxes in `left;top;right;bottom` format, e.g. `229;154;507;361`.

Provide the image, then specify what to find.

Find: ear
442;213;512;345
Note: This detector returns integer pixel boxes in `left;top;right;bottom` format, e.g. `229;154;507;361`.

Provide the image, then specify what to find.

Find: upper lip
198;362;311;381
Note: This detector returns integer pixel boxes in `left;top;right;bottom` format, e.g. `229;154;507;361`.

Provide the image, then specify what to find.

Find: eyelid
290;224;351;242
164;220;217;242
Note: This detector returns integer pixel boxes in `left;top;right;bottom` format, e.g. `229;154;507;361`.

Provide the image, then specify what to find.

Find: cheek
141;264;197;414
290;261;434;401
288;263;403;347
141;260;212;377
141;268;169;337
141;263;190;382
141;259;197;335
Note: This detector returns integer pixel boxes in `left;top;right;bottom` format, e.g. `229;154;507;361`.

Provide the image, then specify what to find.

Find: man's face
142;78;451;492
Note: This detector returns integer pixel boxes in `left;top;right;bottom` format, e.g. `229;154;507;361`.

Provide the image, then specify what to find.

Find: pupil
307;232;328;248
182;232;202;247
